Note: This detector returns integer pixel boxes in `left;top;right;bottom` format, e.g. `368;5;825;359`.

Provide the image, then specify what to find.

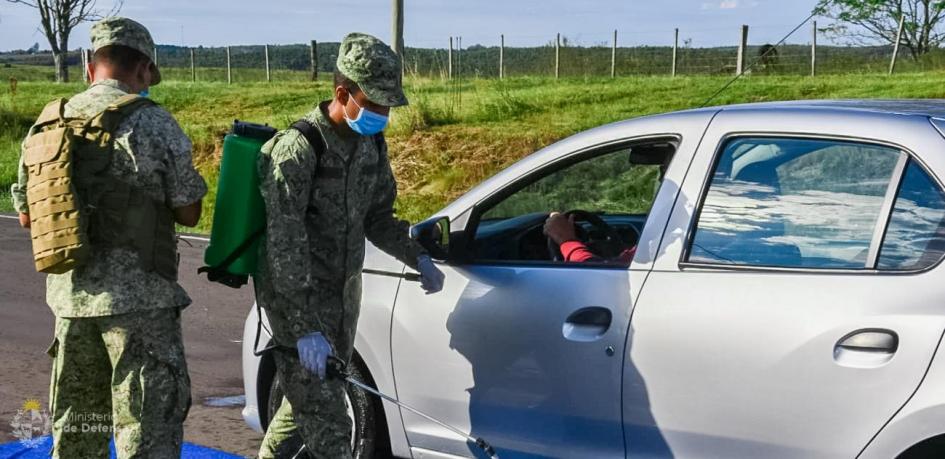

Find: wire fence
2;23;941;83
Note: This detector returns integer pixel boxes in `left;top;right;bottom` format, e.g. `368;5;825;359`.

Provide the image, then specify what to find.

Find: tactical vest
22;94;179;280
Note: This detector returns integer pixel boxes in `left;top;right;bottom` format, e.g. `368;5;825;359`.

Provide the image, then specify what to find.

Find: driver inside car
543;212;637;263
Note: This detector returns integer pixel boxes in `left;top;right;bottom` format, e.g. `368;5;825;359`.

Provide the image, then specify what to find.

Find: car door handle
562;307;612;342
833;329;898;368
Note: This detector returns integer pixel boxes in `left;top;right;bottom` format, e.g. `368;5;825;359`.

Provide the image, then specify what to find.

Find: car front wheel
266;359;378;458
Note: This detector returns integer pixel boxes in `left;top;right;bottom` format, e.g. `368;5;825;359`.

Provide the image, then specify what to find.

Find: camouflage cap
336;33;407;107
90;17;161;86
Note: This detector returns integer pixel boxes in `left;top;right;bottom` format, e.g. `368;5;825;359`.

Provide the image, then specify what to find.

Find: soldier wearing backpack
10;17;206;458
254;33;445;458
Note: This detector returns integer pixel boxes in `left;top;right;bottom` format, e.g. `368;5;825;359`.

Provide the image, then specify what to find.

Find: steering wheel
546;210;627;262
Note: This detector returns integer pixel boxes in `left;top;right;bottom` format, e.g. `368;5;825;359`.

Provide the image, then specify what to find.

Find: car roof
701;99;945;118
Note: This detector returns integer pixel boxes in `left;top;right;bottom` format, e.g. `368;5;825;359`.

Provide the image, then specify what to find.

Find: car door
389;121;706;458
625;109;945;458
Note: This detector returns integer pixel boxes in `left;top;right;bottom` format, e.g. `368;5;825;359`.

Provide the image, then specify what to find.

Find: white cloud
702;0;759;10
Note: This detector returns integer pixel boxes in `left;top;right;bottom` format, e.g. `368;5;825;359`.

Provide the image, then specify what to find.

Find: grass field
3;63;945;234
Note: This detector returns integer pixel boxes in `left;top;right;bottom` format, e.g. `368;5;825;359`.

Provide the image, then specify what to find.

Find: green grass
4;64;945;234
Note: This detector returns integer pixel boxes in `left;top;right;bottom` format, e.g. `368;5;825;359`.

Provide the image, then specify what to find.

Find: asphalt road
0;215;263;457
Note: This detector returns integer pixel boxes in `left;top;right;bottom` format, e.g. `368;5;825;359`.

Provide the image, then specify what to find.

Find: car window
482;150;660;220
689;137;903;269
878;161;945;270
473;142;674;263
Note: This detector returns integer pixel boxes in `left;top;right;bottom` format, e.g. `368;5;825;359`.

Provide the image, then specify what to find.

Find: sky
0;0;826;52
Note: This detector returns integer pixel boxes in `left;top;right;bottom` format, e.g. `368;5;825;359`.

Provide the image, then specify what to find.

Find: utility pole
392;0;404;56
226;46;232;84
190;48;196;82
448;37;453;80
890;14;905;75
392;0;404;74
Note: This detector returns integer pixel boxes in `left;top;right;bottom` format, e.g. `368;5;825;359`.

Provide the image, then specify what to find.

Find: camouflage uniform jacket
10;79;207;318
255;101;425;347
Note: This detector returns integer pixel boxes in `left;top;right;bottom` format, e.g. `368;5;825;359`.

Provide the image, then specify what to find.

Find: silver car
242;100;945;458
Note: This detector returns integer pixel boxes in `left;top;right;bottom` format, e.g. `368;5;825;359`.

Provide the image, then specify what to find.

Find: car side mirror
410;216;450;261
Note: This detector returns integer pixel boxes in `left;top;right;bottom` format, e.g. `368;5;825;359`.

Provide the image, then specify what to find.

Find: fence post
265;44;271;82
811;21;817;77
310;40;318;81
890;14;905;75
611;29;617;78
672;28;679;77
555;33;560;79
226;46;232;84
499;34;504;79
80;48;88;83
448;37;453;80
736;24;748;75
190;48;196;82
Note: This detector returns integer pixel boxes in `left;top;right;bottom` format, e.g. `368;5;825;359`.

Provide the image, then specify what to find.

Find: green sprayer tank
203;121;277;282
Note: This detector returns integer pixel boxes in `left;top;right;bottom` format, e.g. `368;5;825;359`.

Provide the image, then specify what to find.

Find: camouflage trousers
48;307;191;458
258;347;353;459
255;274;363;458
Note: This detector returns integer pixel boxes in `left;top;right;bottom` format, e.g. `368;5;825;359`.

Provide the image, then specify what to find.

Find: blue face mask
138;88;150;98
344;94;388;136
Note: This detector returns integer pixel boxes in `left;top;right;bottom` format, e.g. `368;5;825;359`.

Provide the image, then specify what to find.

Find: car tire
266;359;378;459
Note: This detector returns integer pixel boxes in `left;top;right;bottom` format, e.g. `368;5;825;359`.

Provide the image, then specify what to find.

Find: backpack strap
91;94;157;133
291;119;326;159
34;98;69;127
291;119;347;180
373;133;387;170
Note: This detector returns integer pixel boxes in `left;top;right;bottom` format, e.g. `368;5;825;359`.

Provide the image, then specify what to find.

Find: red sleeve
560;241;596;262
560;242;638;264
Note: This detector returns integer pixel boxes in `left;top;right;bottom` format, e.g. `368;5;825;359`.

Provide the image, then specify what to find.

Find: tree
6;0;123;82
815;0;945;59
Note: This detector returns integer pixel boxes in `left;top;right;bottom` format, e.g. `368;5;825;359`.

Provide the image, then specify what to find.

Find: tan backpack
22;94;158;274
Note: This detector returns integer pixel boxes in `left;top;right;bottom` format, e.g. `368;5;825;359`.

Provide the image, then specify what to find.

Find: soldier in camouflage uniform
10;17;206;458
255;33;445;458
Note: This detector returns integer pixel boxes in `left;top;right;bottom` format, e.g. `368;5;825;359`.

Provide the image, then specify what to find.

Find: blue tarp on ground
0;436;243;458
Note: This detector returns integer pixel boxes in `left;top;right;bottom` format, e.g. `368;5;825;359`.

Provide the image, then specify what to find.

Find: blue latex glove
297;332;333;380
417;254;445;294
